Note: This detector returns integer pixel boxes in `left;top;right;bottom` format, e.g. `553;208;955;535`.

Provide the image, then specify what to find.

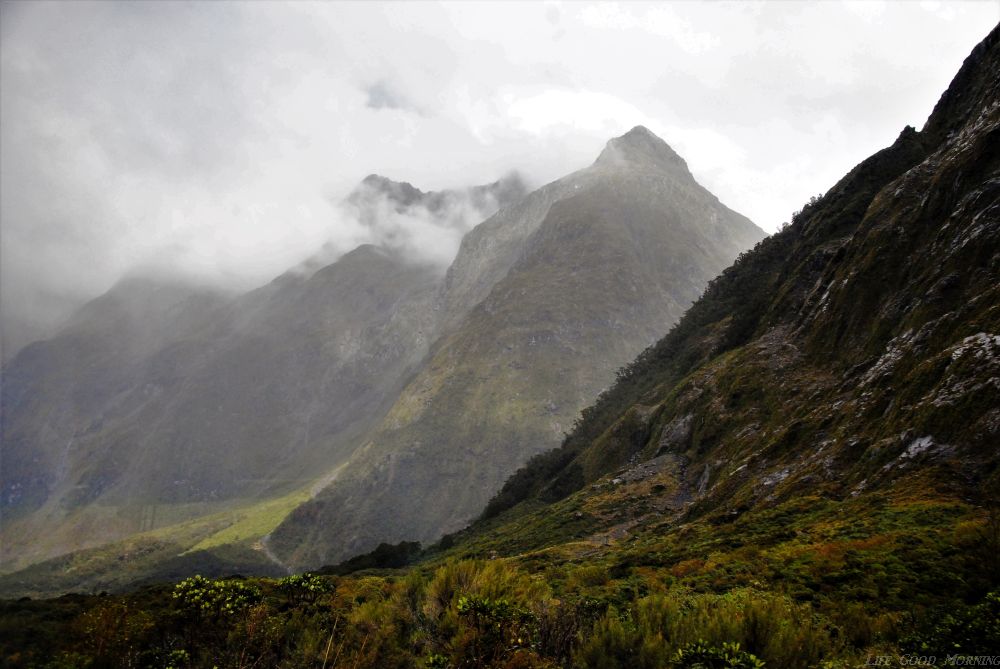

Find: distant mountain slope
270;127;765;569
0;247;441;570
436;128;762;331
0;177;522;573
460;23;1000;560
1;278;230;513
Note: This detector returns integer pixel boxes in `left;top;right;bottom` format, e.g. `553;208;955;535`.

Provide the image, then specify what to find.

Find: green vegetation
0;489;324;598
3;535;997;668
185;486;317;553
318;541;423;575
5;456;999;667
172;575;263;617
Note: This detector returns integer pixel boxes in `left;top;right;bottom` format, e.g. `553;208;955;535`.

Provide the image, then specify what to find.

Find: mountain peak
594;125;691;176
355;174;426;208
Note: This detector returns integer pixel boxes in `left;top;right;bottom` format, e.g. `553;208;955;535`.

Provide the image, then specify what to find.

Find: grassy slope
0;483;324;597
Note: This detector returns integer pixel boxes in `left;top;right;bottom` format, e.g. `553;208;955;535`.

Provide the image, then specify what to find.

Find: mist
1;1;996;359
296;172;528;273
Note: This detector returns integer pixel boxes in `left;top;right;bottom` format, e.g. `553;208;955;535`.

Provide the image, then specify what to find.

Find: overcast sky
1;1;997;357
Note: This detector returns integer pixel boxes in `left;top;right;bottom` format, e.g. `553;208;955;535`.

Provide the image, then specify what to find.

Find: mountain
287;172;529;276
268;127;765;569
0;127;763;588
0;177;524;573
349;173;529;220
444;18;1000;599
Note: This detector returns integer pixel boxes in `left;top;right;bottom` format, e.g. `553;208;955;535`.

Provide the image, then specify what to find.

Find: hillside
424;17;1000;644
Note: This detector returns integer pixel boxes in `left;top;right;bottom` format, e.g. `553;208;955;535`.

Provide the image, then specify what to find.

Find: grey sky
1;1;997;358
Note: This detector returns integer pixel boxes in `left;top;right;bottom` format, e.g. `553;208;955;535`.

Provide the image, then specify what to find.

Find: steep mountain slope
0;178;523;573
437;128;762;331
452;23;1000;581
1;278;230;514
270;128;765;569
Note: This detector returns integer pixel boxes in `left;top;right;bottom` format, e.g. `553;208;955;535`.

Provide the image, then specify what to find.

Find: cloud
327;175;524;269
365;81;417;112
506;89;655;136
578;3;720;54
1;1;996;358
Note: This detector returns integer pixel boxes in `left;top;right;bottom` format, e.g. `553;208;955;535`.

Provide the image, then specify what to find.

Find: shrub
320;541;422;575
423;560;550;621
172;575;262;618
276;573;334;603
454;595;537;667
672;640;765;668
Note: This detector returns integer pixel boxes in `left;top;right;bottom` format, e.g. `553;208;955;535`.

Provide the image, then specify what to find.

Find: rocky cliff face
269;127;765;569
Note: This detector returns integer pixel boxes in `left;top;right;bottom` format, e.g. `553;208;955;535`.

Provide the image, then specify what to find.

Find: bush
574;589;836;669
319;541;423;575
276;573;334;603
673;640;765;668
454;596;537;667
172;575;262;617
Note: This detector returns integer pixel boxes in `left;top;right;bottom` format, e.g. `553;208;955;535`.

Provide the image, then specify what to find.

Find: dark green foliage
318;541;422;575
535;597;608;665
454;595;536;667
573;589;838;669
0;553;992;668
481;446;579;519
900;590;1000;657
0;594;92;667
